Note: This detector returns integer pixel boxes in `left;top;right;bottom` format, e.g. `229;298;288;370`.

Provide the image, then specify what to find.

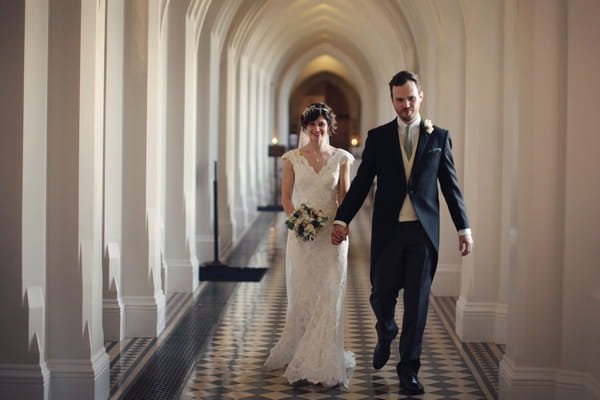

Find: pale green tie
405;125;413;158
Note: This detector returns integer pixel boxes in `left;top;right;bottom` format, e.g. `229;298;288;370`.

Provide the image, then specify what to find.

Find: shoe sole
400;387;425;395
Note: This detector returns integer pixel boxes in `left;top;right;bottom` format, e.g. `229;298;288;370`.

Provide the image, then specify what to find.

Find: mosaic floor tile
106;208;503;399
178;210;501;400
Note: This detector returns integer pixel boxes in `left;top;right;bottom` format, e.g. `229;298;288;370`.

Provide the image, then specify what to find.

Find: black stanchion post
211;160;222;265
202;160;224;267
199;161;267;282
258;143;285;211
272;156;278;206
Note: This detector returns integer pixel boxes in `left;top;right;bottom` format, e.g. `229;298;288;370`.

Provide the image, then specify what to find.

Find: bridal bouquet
285;203;329;241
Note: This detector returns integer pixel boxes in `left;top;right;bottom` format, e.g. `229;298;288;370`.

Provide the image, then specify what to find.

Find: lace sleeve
281;149;297;163
337;148;355;165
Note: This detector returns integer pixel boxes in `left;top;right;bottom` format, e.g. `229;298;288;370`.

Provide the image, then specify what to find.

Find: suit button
409;190;414;195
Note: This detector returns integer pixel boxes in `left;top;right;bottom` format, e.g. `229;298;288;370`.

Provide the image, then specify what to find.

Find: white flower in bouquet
285;203;329;241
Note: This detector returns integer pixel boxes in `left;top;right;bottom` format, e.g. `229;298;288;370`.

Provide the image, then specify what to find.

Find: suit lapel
413;121;432;168
388;119;406;177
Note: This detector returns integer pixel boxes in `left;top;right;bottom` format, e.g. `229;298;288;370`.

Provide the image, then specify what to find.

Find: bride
264;103;356;387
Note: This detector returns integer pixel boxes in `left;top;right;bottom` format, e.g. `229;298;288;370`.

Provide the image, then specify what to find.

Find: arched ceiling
234;0;418;81
223;0;423;133
196;0;466;138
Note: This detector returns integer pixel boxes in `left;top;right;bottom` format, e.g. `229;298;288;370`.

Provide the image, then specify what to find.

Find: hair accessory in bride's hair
300;103;337;134
302;103;329;117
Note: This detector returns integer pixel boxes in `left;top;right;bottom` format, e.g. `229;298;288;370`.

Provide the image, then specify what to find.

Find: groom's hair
388;71;422;97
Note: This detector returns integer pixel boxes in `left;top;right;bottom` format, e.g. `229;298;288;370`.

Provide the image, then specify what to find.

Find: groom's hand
331;224;349;245
459;233;473;256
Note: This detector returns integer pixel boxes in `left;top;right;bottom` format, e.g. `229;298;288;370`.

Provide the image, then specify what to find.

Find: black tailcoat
335;118;470;275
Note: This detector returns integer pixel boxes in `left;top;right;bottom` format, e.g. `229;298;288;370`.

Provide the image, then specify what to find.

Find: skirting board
121;294;166;338
102;298;121;341
195;234;215;262
455;297;508;343
0;362;48;400
431;263;461;297
45;349;109;400
164;258;200;293
499;356;600;400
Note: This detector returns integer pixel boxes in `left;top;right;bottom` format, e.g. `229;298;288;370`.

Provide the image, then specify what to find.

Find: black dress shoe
399;374;425;395
372;326;398;369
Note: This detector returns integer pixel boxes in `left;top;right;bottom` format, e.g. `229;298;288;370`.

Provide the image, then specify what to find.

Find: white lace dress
264;148;356;388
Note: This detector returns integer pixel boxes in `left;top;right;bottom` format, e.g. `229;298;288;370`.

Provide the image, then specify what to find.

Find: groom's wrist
333;220;347;227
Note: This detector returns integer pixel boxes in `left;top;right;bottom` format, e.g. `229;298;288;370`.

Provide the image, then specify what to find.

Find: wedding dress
264;147;356;388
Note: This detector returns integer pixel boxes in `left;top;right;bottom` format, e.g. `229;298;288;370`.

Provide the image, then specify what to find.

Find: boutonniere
424;119;434;134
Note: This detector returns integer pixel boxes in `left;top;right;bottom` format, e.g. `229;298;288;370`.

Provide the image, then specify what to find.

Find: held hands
459;233;474;256
331;224;349;245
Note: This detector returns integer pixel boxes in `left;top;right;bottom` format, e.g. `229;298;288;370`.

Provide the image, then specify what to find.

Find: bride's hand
331;224;349;245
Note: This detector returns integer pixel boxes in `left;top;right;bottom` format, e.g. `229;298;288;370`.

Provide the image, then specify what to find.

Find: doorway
289;72;360;150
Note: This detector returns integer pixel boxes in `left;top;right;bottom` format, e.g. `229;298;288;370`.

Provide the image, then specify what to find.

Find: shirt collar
396;114;422;130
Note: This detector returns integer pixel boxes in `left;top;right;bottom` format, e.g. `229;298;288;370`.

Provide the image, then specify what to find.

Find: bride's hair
299;102;338;135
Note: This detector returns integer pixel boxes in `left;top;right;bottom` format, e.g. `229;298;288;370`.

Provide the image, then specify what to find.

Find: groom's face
391;81;423;124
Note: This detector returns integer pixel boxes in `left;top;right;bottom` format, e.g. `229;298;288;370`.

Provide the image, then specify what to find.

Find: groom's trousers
369;220;436;375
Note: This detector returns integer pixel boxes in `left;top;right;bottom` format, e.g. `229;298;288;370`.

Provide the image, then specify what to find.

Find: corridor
109;206;501;400
2;2;599;399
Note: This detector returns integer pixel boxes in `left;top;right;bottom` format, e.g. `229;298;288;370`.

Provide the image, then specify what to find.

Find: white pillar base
499;356;600;400
164;257;199;293
0;362;48;400
431;263;461;296
46;349;109;400
195;234;215;262
121;294;166;337
455;297;508;343
102;298;122;341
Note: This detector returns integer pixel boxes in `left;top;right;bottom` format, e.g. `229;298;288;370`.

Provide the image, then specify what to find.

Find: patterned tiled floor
177;208;501;400
109;205;503;399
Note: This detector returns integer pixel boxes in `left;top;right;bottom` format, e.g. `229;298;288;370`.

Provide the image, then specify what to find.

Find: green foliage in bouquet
285;203;329;241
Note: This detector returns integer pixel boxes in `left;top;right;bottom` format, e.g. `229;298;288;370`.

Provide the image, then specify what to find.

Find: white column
494;0;519;348
499;0;568;398
425;2;466;297
561;3;600;398
102;0;125;341
0;2;48;398
256;70;269;207
226;49;245;242
500;0;600;399
259;71;274;207
182;1;200;280
236;56;250;228
248;64;260;213
44;1;109;398
454;0;508;343
120;0;166;337
194;19;218;264
216;45;236;257
163;0;199;293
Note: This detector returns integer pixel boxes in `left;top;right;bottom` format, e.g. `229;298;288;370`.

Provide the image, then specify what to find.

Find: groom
332;71;473;395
